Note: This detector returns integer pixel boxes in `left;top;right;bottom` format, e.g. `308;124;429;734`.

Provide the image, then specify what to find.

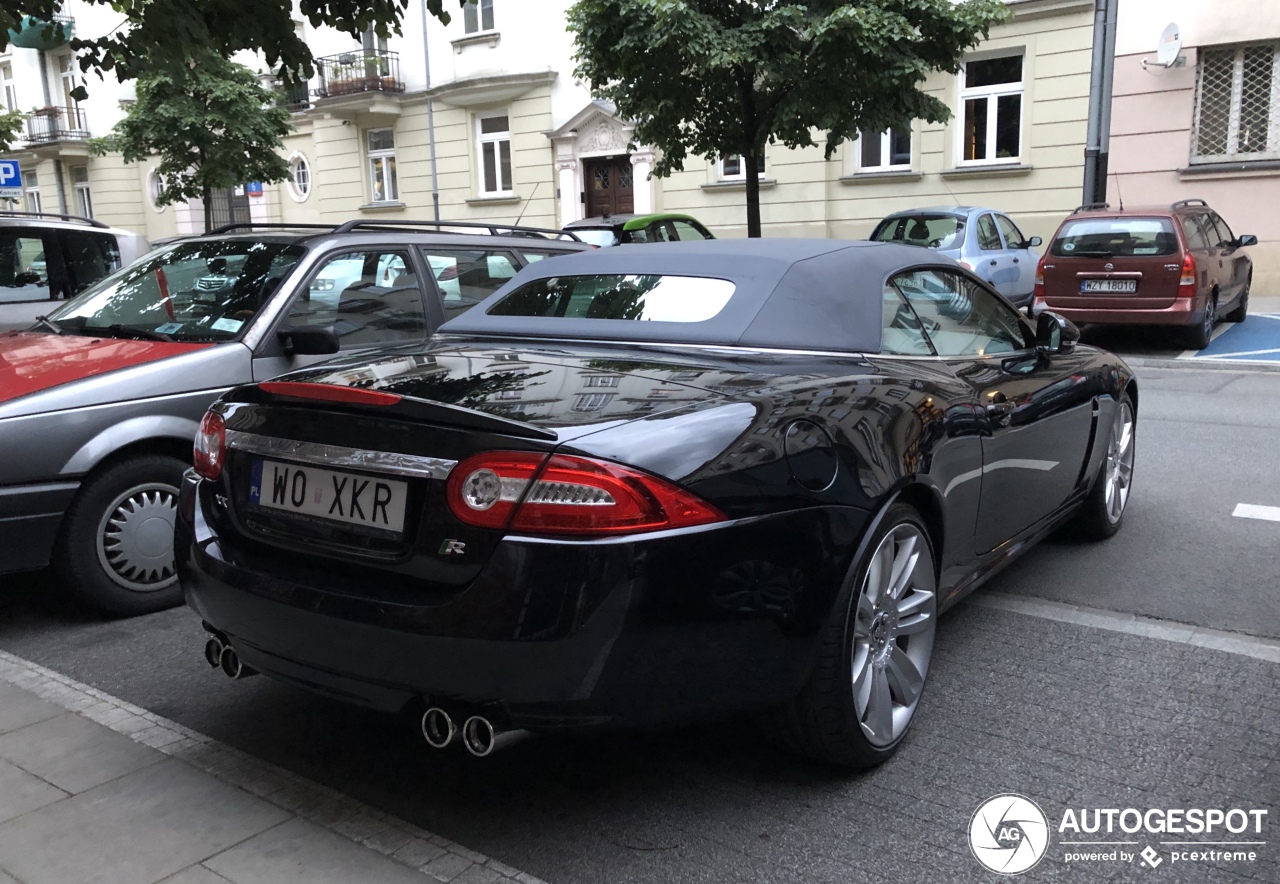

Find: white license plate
248;459;408;534
1081;279;1137;293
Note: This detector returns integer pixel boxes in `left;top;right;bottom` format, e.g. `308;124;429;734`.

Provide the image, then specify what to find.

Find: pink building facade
1110;2;1280;292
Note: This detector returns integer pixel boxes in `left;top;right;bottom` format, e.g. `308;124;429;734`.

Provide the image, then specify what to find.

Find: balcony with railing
315;49;405;100
24;106;91;156
283;79;311;112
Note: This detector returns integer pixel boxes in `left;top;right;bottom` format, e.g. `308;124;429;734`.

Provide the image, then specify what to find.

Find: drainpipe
1095;0;1119;201
1082;0;1117;206
421;0;441;221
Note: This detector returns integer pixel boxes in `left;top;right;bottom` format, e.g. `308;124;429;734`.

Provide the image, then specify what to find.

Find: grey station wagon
0;220;589;615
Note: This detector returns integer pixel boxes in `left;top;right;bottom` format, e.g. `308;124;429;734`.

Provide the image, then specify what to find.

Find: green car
563;213;715;248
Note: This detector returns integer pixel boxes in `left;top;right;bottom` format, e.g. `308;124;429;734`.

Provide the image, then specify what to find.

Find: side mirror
1036;311;1079;355
1235;234;1258;247
277;325;339;357
1026;236;1043;248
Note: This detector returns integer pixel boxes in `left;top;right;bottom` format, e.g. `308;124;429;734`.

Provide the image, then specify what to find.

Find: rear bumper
1032;295;1203;327
0;481;79;573
177;471;865;729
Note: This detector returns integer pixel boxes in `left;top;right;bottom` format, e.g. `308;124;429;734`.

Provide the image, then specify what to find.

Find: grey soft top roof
440;238;948;353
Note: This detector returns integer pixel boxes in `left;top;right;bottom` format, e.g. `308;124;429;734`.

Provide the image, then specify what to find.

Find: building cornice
424;71;557;109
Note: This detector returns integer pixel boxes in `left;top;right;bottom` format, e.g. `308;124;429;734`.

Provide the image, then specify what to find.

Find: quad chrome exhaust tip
203;637;224;668
462;715;497;757
421;707;456;749
217;644;257;680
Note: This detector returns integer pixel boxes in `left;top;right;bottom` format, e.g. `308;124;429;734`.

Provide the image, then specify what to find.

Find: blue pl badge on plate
248;458;263;504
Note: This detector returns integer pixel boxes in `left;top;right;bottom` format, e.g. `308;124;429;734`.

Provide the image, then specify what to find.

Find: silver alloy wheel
95;482;180;592
850;523;937;747
1104;401;1135;524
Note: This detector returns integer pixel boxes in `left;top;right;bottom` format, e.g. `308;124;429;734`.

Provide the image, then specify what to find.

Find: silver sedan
870;206;1042;308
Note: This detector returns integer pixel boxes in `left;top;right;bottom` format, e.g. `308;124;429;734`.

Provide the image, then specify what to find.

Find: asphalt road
2;363;1278;883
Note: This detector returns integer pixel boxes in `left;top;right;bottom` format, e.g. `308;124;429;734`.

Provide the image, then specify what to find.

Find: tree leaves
568;0;1010;235
1;1;470;91
102;50;292;227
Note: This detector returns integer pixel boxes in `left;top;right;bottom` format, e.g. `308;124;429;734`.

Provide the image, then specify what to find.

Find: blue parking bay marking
1191;314;1280;362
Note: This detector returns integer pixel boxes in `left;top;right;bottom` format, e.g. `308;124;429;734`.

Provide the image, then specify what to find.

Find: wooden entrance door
583;156;634;217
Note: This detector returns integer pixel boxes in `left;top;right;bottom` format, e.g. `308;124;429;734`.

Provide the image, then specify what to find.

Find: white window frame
463;0;495;34
719;153;765;181
1192;42;1280;163
476;112;512;196
70;165;92;217
957;53;1024;167
853;127;913;172
366;128;398;203
572;392;614;412
24;170;40;213
287;152;312;202
56;52;81;113
0;63;17;112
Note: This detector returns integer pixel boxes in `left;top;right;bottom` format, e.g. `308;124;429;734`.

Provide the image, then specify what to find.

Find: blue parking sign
0;159;22;201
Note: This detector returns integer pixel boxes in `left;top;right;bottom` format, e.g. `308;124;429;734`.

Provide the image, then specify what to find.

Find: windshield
488;274;735;323
570;228;618;248
871;215;965;250
46;239;306;342
1050;217;1178;257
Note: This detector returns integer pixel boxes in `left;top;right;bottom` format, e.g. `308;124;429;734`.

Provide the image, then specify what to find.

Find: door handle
1012;257;1020;264
986;391;1014;427
989;259;998;266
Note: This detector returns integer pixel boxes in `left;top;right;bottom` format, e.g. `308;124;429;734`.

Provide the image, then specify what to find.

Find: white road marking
0;650;547;884
969;594;1280;664
1194;346;1280;359
1233;502;1280;522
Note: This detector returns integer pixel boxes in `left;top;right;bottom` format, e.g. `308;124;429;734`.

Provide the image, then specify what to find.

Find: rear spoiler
228;381;558;441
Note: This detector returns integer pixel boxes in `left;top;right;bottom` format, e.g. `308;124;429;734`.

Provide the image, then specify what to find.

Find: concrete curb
0;649;550;884
1123;355;1280;373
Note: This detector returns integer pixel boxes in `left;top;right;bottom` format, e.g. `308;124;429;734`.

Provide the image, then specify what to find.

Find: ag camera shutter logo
970;794;1051;875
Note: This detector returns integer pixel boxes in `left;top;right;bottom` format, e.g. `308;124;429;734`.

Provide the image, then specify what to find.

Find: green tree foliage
1;1;467;94
568;0;1009;236
0;108;23;154
93;52;292;232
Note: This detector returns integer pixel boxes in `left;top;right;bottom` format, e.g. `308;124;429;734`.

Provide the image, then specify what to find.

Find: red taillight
259;381;402;406
1179;252;1197;292
193;411;226;480
1033;255;1046;300
446;451;726;536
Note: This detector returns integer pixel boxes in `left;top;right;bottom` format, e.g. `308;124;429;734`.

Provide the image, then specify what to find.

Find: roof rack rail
1070;202;1111;214
0;210;110;229
331;219;584;242
206;222;341;234
1171;198;1208;209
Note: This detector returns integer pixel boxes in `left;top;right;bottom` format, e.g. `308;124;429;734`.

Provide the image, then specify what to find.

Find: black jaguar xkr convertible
178;239;1136;768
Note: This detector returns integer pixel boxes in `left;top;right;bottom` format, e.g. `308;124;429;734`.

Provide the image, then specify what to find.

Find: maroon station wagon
1031;199;1255;349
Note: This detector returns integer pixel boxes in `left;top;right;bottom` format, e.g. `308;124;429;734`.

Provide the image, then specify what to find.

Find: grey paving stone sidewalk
0;657;545;884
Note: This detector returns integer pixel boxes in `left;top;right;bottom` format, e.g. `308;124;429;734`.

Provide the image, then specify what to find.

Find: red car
1032;199;1255;348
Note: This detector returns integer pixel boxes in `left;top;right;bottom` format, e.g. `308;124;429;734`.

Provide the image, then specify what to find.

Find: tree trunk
744;147;762;238
202;182;213;233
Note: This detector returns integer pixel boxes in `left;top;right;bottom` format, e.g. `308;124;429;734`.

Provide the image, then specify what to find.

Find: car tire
766;502;937;769
1185;297;1216;349
53;454;187;617
1224;278;1250;323
1074;393;1136;541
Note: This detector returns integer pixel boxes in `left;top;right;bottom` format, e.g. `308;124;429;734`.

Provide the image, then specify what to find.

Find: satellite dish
1156;23;1182;67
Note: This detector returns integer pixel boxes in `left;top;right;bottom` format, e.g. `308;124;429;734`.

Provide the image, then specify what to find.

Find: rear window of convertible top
487;273;735;323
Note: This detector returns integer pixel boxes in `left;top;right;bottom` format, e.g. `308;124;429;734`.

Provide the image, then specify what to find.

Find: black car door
892;268;1097;554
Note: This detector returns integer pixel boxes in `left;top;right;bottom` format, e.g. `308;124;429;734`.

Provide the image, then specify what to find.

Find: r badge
439;539;467;556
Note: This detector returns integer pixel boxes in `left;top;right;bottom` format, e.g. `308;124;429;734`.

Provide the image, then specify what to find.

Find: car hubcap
850;523;936;748
1103;402;1135;524
96;483;179;592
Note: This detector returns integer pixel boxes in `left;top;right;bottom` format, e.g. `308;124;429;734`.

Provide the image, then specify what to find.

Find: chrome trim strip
225;431;457;480
436;335;871;359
